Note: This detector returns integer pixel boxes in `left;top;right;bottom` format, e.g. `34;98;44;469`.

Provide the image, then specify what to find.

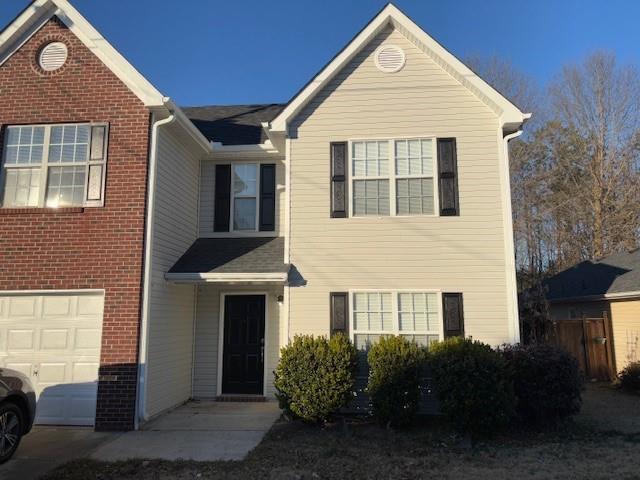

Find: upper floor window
214;162;276;233
350;138;436;217
1;123;108;208
233;163;258;231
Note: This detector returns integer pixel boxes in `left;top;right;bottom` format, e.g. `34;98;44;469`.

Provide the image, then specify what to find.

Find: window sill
0;207;84;215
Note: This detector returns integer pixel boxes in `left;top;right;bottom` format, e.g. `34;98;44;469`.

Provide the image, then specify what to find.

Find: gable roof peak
0;0;166;107
268;2;529;135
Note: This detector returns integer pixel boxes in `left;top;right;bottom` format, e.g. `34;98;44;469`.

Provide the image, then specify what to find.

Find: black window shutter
214;164;231;232
443;293;464;338
259;164;276;231
330;142;348;218
330;292;349;336
437;138;459;216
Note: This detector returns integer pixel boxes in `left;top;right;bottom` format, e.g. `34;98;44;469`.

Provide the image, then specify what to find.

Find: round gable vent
374;44;405;73
38;42;68;71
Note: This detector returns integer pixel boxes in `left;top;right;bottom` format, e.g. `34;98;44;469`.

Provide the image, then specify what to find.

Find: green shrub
367;336;426;427
274;334;357;423
429;337;515;434
501;344;582;424
618;361;640;392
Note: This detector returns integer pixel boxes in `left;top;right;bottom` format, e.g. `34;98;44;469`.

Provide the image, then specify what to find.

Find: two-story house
0;0;529;431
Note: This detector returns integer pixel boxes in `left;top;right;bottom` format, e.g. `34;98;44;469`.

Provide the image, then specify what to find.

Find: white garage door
0;292;103;426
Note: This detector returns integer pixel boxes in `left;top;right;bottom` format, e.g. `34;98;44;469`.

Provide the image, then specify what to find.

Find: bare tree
467;54;640;342
465;56;547;276
550;52;640;259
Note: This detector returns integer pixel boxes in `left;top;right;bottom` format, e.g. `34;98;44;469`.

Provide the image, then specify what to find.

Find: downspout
502;129;523;344
135;108;176;429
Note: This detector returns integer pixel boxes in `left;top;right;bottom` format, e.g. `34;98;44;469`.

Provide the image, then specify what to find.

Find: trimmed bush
274;334;357;423
619;361;640;392
501;344;582;424
429;337;515;434
367;336;426;427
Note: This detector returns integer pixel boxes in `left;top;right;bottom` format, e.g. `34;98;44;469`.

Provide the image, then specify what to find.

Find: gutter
502;128;524;344
164;98;213;154
164;272;289;284
548;291;640;303
135;109;176;429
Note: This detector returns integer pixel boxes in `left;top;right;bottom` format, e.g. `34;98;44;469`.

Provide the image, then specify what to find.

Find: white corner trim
268;4;528;134
165;272;289;284
501;129;523;344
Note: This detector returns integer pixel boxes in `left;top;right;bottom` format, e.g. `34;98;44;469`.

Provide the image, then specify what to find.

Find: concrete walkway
92;401;281;461
0;426;116;480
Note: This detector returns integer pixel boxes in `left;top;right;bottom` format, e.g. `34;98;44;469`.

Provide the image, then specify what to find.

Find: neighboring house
0;0;529;431
545;248;640;373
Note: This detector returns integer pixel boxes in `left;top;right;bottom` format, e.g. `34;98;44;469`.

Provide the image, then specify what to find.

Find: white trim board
0;0;163;107
0;288;105;296
549;291;640;304
267;3;530;135
165;272;288;284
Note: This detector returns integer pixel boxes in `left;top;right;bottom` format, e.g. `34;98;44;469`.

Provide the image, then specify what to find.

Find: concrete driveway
0;426;116;480
92;400;281;461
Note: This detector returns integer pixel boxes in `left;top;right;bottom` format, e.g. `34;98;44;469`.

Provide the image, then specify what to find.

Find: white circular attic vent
374;44;405;73
38;42;68;71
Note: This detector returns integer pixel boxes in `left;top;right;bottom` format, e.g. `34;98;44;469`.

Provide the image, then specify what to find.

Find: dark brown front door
222;295;265;395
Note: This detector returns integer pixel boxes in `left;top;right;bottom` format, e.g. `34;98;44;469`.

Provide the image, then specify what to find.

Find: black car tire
0;402;24;464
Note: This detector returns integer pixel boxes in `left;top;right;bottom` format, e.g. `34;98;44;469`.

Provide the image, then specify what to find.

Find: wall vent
374;44;405;73
39;42;68;71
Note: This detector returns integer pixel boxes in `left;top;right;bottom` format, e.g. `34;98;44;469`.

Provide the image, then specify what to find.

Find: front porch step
216;395;267;403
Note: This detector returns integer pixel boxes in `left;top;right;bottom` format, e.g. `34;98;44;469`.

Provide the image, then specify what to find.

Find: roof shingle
181;104;285;145
168;237;287;274
544;248;640;300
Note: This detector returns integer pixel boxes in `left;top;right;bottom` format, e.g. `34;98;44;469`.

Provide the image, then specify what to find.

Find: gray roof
168;237;287;274
544;248;640;300
181;104;285;145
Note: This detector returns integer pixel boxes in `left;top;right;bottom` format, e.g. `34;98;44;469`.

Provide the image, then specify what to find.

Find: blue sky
1;0;638;106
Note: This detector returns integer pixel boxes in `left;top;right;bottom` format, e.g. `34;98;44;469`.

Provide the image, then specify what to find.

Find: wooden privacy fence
548;314;615;381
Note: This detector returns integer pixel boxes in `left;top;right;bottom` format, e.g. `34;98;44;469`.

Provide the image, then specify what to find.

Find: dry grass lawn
41;385;640;480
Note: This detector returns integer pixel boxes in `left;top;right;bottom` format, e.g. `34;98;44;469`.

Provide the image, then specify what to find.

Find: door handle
260;338;265;363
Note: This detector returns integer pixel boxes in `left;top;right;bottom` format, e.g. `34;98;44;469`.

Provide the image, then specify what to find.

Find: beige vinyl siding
288;26;514;345
610;299;640;371
145;124;201;418
193;285;283;398
198;156;286;236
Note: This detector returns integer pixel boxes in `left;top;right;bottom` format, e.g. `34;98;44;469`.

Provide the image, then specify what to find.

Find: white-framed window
349;138;437;217
351;290;442;350
1;123;108;208
232;163;258;231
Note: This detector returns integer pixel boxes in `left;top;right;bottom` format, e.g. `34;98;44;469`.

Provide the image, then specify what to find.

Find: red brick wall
0;17;151;430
